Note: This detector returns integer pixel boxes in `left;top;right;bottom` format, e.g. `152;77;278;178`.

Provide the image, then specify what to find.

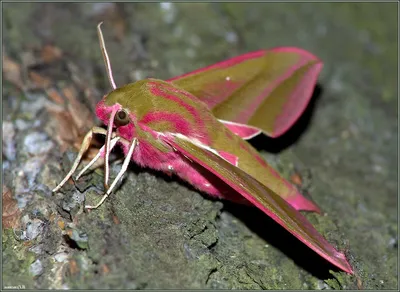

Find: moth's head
95;81;148;129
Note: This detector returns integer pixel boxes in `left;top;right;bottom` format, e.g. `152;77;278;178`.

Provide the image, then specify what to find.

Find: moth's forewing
169;48;323;138
162;133;353;274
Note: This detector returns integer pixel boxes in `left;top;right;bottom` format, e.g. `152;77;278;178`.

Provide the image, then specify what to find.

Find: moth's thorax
96;78;215;144
103;78;207;114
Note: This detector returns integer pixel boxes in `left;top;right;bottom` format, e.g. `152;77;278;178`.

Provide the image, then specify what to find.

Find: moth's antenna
97;22;117;90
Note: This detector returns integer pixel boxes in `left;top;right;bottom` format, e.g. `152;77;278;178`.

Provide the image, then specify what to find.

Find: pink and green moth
53;23;353;274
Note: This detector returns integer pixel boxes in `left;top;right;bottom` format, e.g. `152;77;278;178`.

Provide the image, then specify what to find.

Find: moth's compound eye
114;109;130;126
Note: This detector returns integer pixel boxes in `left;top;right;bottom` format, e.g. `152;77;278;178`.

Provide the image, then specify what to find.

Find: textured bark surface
2;3;397;289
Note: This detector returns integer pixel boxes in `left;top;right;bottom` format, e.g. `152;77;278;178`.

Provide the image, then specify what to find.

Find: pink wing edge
218;119;262;140
162;134;354;275
271;58;323;138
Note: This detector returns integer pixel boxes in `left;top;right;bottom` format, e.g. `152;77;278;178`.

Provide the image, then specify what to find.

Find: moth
53;23;353;274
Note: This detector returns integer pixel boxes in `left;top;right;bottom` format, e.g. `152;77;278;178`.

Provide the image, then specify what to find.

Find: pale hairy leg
75;136;120;180
53;126;108;193
104;109;117;190
75;134;130;180
85;138;137;210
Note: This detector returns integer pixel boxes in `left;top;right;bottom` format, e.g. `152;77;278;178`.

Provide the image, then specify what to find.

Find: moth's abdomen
172;157;250;205
118;132;248;204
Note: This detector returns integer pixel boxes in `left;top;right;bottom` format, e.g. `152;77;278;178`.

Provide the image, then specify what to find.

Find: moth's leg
76;134;130;180
104;109;117;191
85;138;137;210
75;136;120;180
52;126;108;193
